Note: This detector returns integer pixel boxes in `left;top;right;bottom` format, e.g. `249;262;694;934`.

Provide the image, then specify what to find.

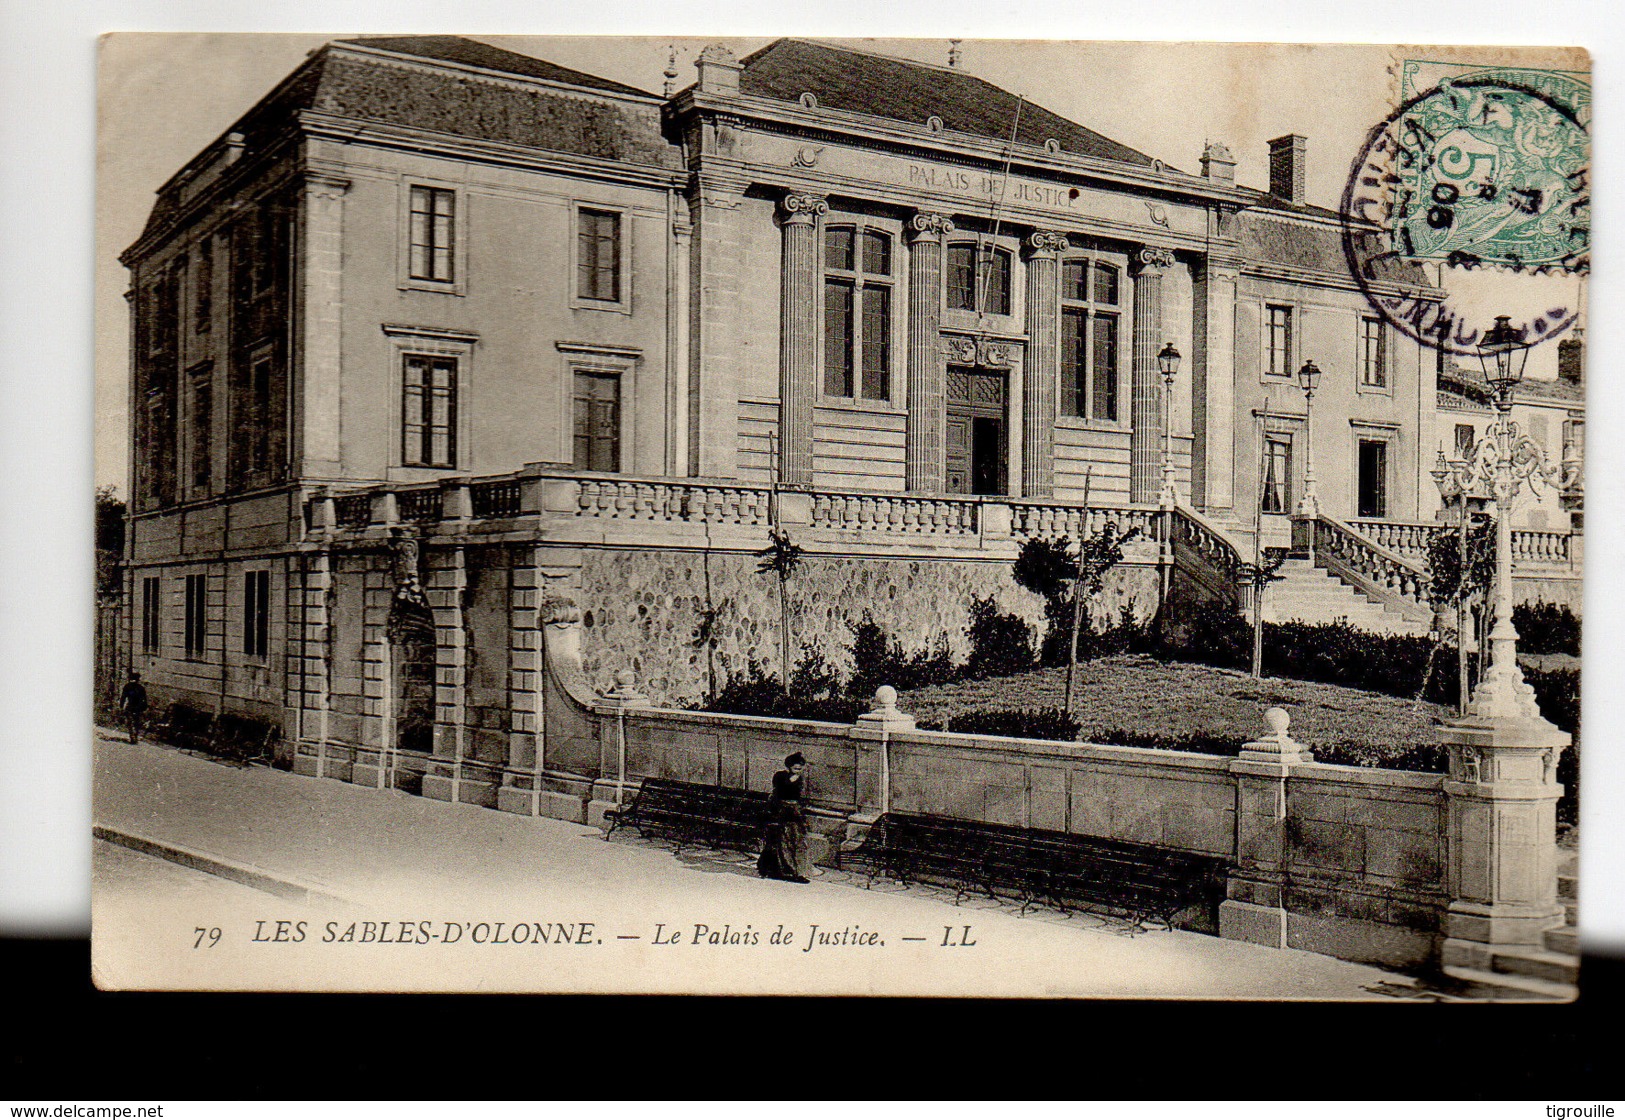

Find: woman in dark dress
757;752;811;883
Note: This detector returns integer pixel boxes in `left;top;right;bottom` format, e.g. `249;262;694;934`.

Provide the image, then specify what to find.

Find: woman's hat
785;751;806;767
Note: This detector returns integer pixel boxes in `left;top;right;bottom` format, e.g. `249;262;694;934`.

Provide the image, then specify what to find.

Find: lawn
897;652;1454;754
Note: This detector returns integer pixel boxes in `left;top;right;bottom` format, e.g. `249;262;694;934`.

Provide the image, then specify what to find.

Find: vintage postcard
93;34;1588;997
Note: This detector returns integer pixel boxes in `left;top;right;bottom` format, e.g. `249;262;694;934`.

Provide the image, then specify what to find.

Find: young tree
95;485;126;594
755;528;804;695
1426;510;1496;713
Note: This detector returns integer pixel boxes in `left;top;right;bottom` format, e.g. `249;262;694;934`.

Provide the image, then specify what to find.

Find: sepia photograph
91;31;1589;999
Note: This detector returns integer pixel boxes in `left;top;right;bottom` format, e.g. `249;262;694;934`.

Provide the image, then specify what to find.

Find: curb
92;825;349;907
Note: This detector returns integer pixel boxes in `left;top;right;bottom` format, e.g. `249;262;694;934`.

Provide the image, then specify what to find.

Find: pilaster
688;175;750;478
778;192;828;486
905;212;953;493
289;550;335;780
1193;256;1240;514
297;173;349;477
1131;247;1175;505
1022;230;1068;497
421;546;489;807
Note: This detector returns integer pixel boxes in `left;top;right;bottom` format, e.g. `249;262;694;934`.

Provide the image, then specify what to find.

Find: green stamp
1389;60;1590;273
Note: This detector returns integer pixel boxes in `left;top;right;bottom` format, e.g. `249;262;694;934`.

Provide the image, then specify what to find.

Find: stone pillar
845;686;918;851
421;546;488;806
778;192;827;486
1221;707;1314;949
1130;247;1175;505
297;174;349;477
905;212;953;493
289;550;334;780
688;176;749;478
1192;256;1240;514
587;670;654;829
1438;701;1570;969
1022;230;1068;498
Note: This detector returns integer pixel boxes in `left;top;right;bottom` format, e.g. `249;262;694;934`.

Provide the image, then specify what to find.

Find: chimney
1269;134;1307;204
1201;140;1236;185
948;39;963;68
695;44;741;97
1558;329;1585;385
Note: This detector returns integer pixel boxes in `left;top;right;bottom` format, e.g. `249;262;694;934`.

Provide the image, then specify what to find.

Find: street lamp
1295;359;1322;517
1157;342;1181;508
1437;317;1575;723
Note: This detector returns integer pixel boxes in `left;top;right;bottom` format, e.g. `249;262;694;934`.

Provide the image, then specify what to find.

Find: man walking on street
119;671;148;745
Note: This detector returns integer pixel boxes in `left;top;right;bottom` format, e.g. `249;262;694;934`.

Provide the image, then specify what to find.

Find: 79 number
193;927;221;949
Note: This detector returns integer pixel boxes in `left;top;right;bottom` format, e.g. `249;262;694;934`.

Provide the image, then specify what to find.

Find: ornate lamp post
1157;342;1182;508
1436;315;1582;972
1295;359;1321;517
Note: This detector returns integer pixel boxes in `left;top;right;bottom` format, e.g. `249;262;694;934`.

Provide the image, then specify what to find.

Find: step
1545;926;1578;956
1442;965;1578;1002
1489;945;1580;987
1559;873;1578;901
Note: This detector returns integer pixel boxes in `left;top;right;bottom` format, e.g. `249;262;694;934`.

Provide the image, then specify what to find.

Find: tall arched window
947;241;1012;315
824;225;893;401
1060;257;1122;421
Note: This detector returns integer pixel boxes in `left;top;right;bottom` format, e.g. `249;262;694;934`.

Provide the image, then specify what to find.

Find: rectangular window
1454;423;1476;460
184;573;206;659
860;285;891;400
824;279;855;397
142;577;161;653
1059;257;1122;422
249;205;280;297
1266;305;1293;376
1361;316;1387;387
188;367;212;492
194;236;213;334
576;208;621;302
1092;316;1119;421
246;353;273;476
572;371;621;472
409;187;456;283
1261;435;1292;513
1358;439;1389;518
402;355;458;469
947;244;976;311
243;569;269;659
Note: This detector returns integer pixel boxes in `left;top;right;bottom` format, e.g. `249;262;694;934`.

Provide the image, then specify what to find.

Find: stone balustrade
1309;515;1431;618
810;490;980;535
1350;517;1575;570
573;476;772;526
1010;500;1157;542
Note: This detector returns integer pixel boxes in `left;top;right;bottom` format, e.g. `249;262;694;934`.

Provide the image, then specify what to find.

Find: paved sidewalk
92;732;1447;998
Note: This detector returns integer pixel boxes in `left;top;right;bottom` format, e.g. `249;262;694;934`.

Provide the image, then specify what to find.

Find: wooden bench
839;812;1225;928
603;776;770;855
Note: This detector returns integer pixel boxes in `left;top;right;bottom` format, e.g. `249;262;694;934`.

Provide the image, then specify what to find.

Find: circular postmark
1341;70;1589;356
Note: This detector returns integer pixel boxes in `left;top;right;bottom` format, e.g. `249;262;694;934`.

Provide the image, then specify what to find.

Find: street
92;731;1447;998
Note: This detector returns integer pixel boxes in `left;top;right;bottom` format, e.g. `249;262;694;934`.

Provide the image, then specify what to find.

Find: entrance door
1358;439;1389;519
945;366;1008;495
392;602;436;754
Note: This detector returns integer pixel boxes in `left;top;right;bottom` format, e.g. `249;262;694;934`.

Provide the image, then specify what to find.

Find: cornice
674;88;1253;211
1242;259;1446;302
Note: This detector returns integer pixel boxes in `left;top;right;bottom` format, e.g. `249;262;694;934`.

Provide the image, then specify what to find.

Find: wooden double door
945;366;1008;496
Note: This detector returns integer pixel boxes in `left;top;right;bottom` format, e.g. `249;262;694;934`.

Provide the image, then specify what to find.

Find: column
1130;247;1175;505
298;174;349;477
290;549;334;780
421;545;484;805
1022;230;1068;497
1193;256;1240;514
778;192;828;486
905;212;953;493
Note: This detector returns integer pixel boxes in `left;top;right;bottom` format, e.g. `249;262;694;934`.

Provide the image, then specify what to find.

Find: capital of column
1135;245;1177;274
304;173;352;202
907;211;955;242
1025;229;1070;257
780;192;829;226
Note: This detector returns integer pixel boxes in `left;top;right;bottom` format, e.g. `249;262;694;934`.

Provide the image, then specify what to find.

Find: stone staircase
1441;855;1579;1001
1261;559;1432;637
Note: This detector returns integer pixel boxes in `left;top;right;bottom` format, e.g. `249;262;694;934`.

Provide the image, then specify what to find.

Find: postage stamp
1341;58;1590;355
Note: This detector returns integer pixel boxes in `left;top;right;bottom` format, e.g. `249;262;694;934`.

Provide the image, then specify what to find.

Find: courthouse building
119;36;1576;795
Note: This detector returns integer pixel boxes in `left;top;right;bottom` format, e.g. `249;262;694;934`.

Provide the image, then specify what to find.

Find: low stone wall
575;546;1160;705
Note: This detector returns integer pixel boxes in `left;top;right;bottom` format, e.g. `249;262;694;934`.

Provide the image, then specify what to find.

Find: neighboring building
120;37;1577;796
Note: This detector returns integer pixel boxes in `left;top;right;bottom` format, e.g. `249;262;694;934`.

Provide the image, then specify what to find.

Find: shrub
965;596;1035;679
1513;602;1581;656
946;706;1079;741
702;658;867;724
1075;603;1153;661
1311;740;1446;773
1525;664;1580;826
848;615;962;696
1083;728;1244;755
